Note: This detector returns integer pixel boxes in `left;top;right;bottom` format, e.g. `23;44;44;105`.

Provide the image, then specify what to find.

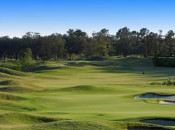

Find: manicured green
0;57;175;129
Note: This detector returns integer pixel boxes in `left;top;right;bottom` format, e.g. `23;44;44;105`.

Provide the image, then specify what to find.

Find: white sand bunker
159;100;175;105
141;119;175;126
135;93;175;100
135;93;175;105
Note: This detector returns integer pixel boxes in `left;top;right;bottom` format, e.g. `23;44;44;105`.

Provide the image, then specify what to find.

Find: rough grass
0;79;43;93
2;120;172;130
0;113;58;129
0;99;37;112
0;61;18;70
0;80;15;85
0;85;38;93
0;67;26;76
0;113;57;124
0;92;25;100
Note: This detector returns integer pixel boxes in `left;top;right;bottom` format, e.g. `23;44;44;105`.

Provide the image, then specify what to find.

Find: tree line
0;27;175;61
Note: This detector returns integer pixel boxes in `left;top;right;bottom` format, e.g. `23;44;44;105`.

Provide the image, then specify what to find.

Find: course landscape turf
0;57;175;129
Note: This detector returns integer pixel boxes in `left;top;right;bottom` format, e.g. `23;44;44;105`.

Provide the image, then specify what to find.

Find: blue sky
0;0;175;37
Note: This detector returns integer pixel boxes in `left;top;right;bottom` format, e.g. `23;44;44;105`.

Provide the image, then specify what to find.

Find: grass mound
0;80;16;85
0;100;37;112
0;92;25;100
29;65;63;72
50;85;114;93
0;72;16;78
0;67;26;76
0;80;42;92
33;121;114;130
0;113;57;126
8;120;171;130
59;85;98;92
0;86;37;92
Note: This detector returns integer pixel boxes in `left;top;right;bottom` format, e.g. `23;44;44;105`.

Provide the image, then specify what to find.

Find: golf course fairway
0;57;175;130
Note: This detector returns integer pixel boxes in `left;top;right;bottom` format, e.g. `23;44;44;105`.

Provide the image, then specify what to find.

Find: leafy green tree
91;29;111;57
144;32;158;56
139;28;149;57
157;30;164;56
165;30;175;57
11;37;22;60
1;28;175;60
129;31;140;55
65;29;88;59
0;36;10;61
21;48;32;71
115;27;131;57
47;33;65;60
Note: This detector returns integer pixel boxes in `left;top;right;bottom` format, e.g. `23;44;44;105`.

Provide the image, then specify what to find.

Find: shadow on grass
66;57;151;67
29;65;64;72
33;57;175;78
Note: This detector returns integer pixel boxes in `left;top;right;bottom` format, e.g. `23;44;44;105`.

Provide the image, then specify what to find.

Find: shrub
150;82;162;85
153;57;175;67
87;56;107;61
19;48;32;72
162;79;175;86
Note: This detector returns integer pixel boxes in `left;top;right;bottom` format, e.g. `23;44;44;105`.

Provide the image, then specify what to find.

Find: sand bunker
141;119;175;126
135;93;175;100
135;93;175;105
159;100;175;105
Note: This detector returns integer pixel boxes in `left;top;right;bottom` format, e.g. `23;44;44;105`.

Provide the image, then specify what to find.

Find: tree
21;48;32;71
11;37;22;60
47;33;65;60
139;28;149;57
0;36;10;61
65;29;88;59
165;30;175;57
129;31;140;55
91;29;111;56
157;30;164;56
1;28;175;61
22;32;41;60
144;32;158;56
115;27;131;57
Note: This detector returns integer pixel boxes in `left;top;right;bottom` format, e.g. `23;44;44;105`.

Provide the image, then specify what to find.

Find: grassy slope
0;57;175;129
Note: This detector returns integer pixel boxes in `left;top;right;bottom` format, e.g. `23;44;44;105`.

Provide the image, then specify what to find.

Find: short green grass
0;57;175;129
